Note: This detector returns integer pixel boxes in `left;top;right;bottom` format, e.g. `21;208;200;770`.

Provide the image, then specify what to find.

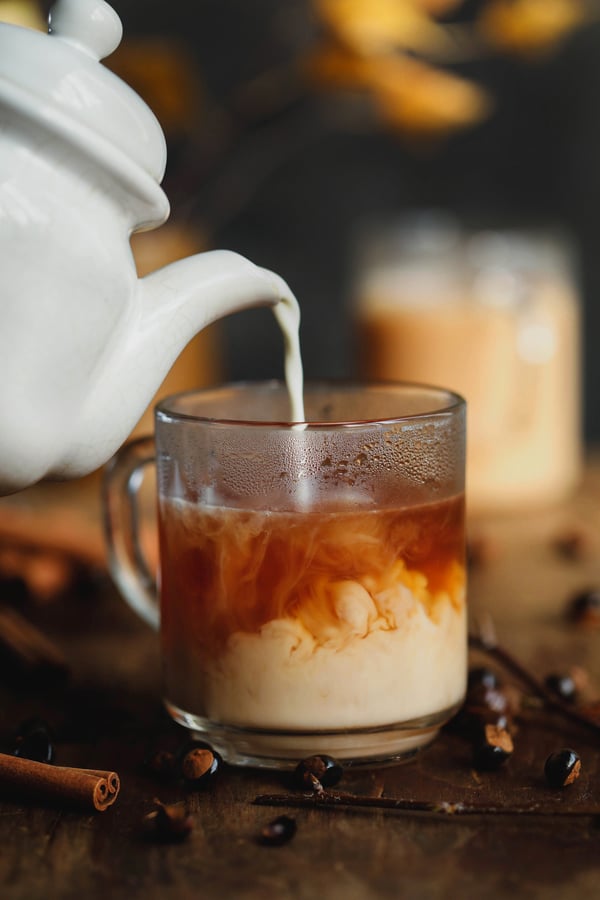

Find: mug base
164;699;463;769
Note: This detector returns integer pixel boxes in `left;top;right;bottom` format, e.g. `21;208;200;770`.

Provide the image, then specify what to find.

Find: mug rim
155;379;466;429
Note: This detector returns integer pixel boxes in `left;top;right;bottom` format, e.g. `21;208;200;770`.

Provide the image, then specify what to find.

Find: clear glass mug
104;381;467;769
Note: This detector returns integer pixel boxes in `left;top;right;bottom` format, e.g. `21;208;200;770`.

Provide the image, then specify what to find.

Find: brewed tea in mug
105;381;466;769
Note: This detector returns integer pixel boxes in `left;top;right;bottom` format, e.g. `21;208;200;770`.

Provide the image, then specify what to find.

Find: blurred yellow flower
307;44;491;136
309;0;493;136
369;55;491;135
478;0;585;55
412;0;465;14
307;44;370;87
314;0;452;55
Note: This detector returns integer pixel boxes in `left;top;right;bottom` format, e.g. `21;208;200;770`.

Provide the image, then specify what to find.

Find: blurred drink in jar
354;214;581;514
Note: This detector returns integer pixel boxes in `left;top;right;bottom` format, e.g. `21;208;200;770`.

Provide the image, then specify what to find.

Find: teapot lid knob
49;0;123;61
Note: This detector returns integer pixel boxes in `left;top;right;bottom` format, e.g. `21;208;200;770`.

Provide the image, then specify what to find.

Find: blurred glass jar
353;214;582;515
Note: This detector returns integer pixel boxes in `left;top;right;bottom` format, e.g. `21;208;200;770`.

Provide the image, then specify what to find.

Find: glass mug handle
103;436;159;630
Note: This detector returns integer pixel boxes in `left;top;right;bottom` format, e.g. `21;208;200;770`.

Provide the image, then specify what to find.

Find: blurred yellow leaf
314;0;453;55
369;54;492;135
306;43;373;88
412;0;465;15
307;45;491;136
478;0;585;55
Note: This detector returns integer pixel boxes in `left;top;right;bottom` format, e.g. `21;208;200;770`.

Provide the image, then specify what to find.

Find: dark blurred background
42;0;600;440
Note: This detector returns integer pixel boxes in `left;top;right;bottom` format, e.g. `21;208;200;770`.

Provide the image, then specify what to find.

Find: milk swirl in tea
160;495;466;732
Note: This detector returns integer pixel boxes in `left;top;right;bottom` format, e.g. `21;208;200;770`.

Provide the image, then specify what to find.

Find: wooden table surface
2;462;600;900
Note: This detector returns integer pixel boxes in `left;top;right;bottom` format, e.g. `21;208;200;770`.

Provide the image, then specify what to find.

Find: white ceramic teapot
0;0;297;494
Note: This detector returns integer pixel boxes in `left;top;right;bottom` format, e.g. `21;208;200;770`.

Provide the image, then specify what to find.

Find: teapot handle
102;436;159;630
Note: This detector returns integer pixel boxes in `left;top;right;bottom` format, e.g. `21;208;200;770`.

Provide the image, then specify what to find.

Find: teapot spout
51;250;298;479
136;248;295;339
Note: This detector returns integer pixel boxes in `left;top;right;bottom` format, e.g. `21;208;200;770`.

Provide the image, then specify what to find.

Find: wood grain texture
2;460;600;899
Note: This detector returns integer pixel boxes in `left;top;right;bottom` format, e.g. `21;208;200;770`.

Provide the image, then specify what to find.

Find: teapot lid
0;0;169;224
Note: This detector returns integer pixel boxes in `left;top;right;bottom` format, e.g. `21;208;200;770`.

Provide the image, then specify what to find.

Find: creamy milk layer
163;567;466;731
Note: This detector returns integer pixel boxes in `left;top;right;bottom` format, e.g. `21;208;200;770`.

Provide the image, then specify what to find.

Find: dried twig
469;617;600;737
254;790;600;818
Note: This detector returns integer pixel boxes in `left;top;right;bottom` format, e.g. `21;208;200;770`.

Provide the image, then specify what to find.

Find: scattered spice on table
565;589;600;628
258;814;297;846
544;749;582;788
142;800;194;842
551;528;590;561
469;622;600;737
178;739;221;788
11;716;56;764
293;755;343;791
472;723;514;771
143;748;177;781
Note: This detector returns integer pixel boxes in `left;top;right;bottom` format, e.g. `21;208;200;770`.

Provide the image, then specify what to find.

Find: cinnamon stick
0;753;120;811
